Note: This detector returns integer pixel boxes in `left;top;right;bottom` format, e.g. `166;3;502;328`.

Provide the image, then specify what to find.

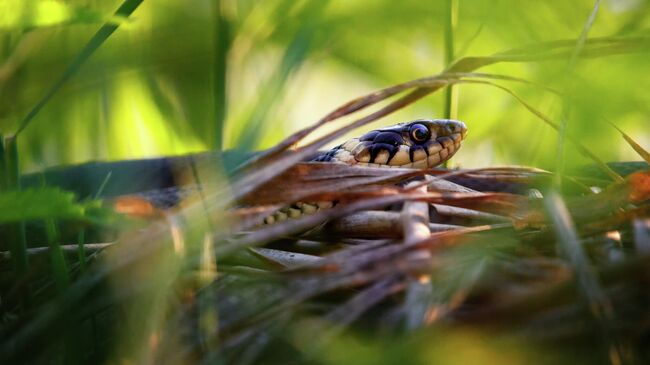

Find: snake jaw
316;119;467;168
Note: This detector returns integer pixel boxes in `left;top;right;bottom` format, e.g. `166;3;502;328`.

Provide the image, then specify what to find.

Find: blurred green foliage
0;0;648;173
0;0;127;29
2;2;650;364
0;187;100;223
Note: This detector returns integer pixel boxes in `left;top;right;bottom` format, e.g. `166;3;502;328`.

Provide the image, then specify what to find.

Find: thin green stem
213;0;230;151
443;0;459;121
442;0;458;168
0;134;6;191
76;172;112;272
4;136;28;276
45;218;70;292
555;0;601;187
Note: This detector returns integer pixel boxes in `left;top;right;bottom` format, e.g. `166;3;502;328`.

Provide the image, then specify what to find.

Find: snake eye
409;123;430;143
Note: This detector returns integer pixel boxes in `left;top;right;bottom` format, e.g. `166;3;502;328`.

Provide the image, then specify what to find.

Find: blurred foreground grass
1;1;650;364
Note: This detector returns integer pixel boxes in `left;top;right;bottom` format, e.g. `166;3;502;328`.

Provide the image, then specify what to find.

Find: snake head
322;119;467;168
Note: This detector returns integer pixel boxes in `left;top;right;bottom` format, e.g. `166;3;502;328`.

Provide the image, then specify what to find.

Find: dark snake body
12;120;647;244
19;119;648;214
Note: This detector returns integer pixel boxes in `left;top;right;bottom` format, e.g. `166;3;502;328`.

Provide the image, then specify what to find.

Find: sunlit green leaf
0;187;99;222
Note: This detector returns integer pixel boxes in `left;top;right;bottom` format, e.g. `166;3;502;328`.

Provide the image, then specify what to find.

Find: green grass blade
14;0;144;136
610;123;650;164
4;136;20;189
442;0;458;121
0;134;6;191
556;0;602;185
568;0;602;69
3;136;29;277
213;0;230;151
45;218;70;292
76;230;87;272
76;171;112;272
442;0;458;169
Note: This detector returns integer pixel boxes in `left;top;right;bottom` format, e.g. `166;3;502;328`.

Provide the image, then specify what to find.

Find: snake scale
263;119;468;224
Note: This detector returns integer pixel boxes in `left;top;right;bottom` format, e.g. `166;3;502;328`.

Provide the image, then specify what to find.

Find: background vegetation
1;1;650;364
2;0;648;171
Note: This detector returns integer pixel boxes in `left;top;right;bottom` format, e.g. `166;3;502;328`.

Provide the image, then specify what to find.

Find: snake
15;118;650;246
15;118;649;243
263;118;468;224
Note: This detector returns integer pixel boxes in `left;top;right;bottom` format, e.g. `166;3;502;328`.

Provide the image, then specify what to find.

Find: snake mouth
327;119;467;168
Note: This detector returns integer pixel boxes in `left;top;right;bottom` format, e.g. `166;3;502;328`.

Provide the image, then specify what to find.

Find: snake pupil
409;123;430;143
